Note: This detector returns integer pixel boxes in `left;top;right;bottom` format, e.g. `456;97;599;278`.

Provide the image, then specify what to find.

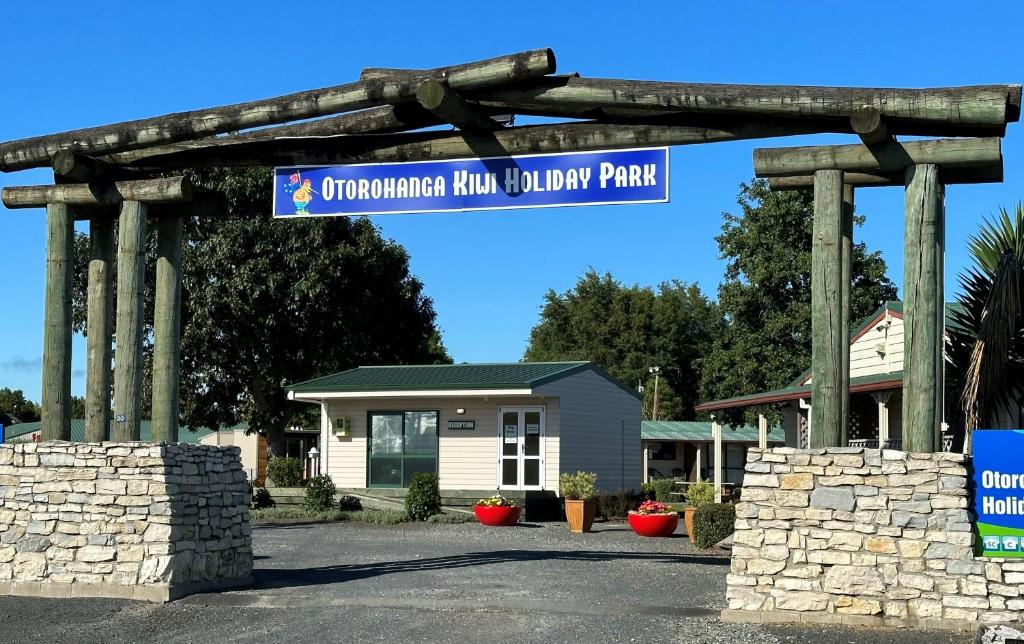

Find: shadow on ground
254;549;728;590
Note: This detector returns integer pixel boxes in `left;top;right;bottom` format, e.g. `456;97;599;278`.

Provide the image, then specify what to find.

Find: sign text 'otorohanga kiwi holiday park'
273;148;669;217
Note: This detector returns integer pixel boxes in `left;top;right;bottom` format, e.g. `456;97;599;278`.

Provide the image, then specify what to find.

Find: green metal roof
642;420;784;443
697;370;903;412
3;420;247;443
288;361;641;398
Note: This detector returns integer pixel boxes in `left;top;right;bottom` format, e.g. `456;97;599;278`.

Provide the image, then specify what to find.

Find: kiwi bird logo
283;171;319;214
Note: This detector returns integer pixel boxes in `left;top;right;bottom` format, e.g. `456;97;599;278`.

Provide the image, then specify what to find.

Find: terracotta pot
627;512;679;538
474;504;521;526
684;506;696;544
564;498;596;533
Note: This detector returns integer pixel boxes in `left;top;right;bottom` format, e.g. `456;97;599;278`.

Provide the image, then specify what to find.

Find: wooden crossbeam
2;177;193;208
52;150;147;182
0;49;556;172
472;77;1021;136
766;162;1004;190
416;80;502;130
100;120;842;171
850;106;894;146
753;138;1001;178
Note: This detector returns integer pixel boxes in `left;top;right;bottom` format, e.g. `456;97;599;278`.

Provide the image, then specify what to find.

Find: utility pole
649;366;661;421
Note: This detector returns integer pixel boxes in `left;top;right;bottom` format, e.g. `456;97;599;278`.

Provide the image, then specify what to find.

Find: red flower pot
628;512;679;537
474;504;522;526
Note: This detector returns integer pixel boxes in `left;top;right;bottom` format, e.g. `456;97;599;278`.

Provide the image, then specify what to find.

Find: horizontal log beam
753;137;1001;177
51;150;149;182
471;77;1020;136
0;49;556;172
110;120;840;171
416;80;501;130
850;106;894;146
2;177;193;209
766;161;1004;190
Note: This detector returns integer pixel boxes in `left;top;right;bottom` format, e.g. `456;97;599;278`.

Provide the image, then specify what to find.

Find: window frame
366;409;440;488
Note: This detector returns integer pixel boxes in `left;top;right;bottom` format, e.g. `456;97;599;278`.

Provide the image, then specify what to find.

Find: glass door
498;407;545;491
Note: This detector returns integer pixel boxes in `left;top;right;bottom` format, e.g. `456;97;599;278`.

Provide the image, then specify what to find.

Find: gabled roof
288;361;641;399
642;420;784;443
4;420;249;443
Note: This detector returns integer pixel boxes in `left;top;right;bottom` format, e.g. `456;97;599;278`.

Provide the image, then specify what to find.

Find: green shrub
559;471;597;500
251;485;273;509
251;507;342;521
405;472;441;521
338;495;363;511
684;481;715;509
648;478;676;502
426;512;475;524
596;489;642;520
304;474;337;512
345;509;411;524
266;456;303;487
693;503;736;549
640;482;655;500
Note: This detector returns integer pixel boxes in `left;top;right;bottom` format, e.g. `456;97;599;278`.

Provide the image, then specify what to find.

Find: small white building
287;362;642;513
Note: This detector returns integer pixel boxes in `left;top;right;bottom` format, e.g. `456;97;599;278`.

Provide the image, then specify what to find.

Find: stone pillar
902;164;943;453
41;202;75;441
810;169;846;447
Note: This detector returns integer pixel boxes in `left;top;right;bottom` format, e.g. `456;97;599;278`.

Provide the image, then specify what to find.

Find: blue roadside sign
272;147;669;217
973;429;1024;557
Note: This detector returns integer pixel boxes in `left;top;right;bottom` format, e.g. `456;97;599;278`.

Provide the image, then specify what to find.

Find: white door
497;407;545;491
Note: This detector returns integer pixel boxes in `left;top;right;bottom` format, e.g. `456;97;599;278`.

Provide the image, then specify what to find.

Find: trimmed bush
405;472;441;521
693;502;736;549
596;489;642;520
304;474;337;512
338;495;363;511
426;512;475;524
649;478;676;503
266;456;303;487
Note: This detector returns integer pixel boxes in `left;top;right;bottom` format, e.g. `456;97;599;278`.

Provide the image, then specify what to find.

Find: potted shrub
560;471;597;533
627;499;679;537
474;495;521;526
682;481;715;544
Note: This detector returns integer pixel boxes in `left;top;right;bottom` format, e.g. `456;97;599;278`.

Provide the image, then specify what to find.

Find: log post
151;214;183;443
810;169;846;448
902;164;943;453
85;218;115;442
850;106;894;146
841;185;854;446
40;202;75;441
416;79;501;130
112;201;148;441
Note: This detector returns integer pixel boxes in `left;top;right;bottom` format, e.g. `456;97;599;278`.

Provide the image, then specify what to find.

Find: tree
947;204;1024;448
0;388;40;423
72;167;449;454
524;270;722;419
699;180;898;423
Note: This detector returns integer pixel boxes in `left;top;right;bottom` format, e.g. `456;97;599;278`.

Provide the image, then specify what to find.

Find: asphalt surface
0;519;974;643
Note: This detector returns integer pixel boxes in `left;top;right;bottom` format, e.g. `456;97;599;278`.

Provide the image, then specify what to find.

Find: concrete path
0;520;973;643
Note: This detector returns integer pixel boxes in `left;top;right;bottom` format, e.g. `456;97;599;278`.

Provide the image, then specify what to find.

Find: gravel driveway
0;519;972;643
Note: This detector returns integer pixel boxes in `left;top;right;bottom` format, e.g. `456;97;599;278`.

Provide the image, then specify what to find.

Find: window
368;411;438;487
650;442;677;461
703;443;748;485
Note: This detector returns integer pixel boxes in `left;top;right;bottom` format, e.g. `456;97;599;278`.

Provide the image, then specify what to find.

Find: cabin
641;420;785;485
287;361;642;515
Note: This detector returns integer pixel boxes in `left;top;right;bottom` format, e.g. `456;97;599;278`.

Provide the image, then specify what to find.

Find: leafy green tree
699;180;898;423
71;167;449;454
0;388;40;423
524;270;721;419
948;204;1023;448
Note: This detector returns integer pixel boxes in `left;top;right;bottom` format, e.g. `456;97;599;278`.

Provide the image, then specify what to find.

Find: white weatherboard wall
324;396;560;491
536;369;642;493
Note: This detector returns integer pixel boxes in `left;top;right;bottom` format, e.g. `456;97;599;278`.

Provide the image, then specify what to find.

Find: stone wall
723;447;1020;631
0;441;252;602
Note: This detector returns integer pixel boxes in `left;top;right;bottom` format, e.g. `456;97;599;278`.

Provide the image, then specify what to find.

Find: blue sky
1;1;1022;402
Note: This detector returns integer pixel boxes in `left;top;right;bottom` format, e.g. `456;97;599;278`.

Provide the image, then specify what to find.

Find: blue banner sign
974;430;1024;557
273;147;669;217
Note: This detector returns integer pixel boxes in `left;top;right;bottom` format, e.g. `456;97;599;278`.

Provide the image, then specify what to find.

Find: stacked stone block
0;441;252;601
724;447;1018;630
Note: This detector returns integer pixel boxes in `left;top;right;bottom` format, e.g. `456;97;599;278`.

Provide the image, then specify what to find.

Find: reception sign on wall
273;148;669;217
973;430;1024;557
